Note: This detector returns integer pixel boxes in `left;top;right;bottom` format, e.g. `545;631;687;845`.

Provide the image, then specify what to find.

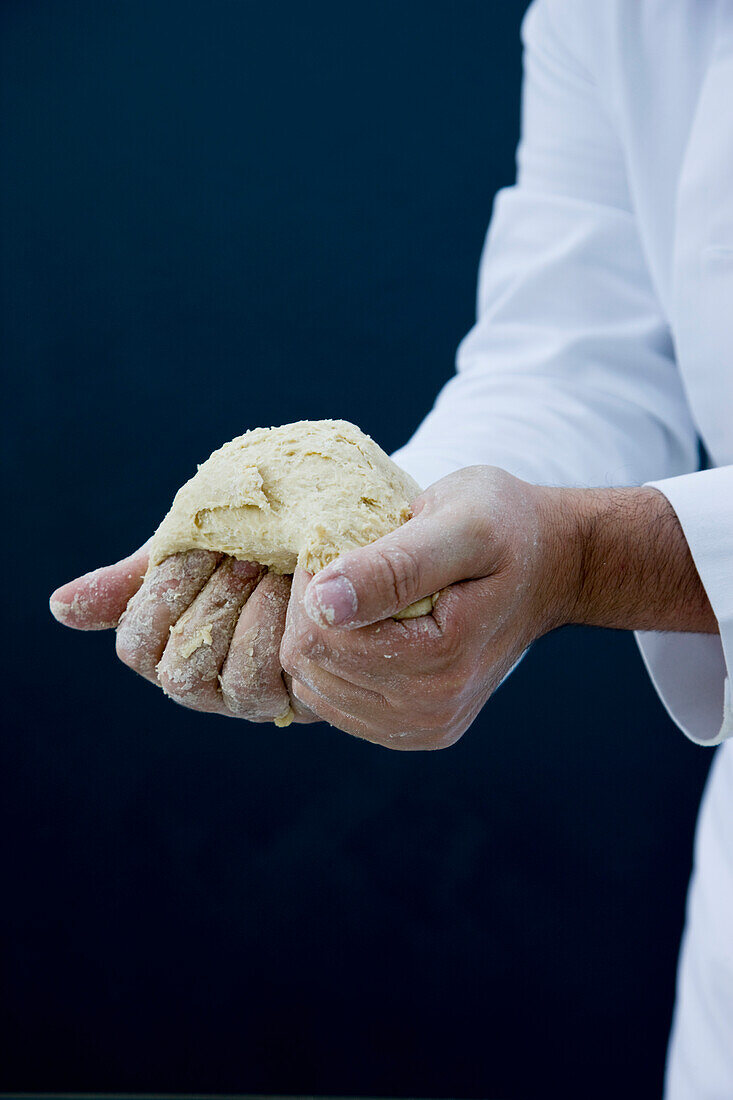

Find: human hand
279;466;568;749
50;546;317;724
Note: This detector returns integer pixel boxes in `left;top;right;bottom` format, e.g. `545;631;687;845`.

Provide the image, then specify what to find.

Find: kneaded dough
149;419;434;618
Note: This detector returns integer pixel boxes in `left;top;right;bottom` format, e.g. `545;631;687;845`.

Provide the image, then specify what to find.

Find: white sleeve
393;0;697;491
391;0;733;746
637;467;733;746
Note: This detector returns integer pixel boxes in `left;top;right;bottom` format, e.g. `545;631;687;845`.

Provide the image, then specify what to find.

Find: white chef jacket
390;1;733;1095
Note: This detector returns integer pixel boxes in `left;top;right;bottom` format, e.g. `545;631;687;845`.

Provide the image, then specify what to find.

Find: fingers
157;557;264;712
286;676;386;744
49;544;151;630
286;672;454;750
219;572;293;722
283;568;444;691
281;567;484;748
301;507;455;630
114;552;315;725
286;652;388;722
115;549;222;681
216;572;319;726
301;466;512;629
276;468;536;746
217;572;319;724
282;673;320;724
281;569;403;736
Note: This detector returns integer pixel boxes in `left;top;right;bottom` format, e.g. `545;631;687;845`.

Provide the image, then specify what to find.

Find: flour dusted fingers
50;544;151;631
115;549;222;682
156;557;264;713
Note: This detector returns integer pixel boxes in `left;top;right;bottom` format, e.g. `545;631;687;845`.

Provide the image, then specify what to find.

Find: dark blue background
1;2;713;1096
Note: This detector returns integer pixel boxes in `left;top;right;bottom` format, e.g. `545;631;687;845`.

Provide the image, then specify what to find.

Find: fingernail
305;575;358;626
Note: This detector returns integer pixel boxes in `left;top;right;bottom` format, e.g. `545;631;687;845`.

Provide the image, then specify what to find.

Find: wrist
535;485;656;631
536;484;716;635
533;485;587;634
566;485;673;629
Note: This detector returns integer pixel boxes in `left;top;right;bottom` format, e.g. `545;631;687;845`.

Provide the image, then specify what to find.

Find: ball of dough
148;420;432;616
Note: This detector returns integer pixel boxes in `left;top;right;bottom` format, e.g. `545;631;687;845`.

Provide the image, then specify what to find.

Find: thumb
303;499;487;629
49;543;150;630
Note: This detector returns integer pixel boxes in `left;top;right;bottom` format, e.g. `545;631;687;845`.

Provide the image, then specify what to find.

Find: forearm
542;486;718;635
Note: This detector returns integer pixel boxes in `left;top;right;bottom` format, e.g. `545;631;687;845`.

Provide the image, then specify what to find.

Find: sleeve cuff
637;466;733;746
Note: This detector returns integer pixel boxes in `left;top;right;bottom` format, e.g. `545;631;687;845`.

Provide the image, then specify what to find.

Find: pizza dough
149;419;435;618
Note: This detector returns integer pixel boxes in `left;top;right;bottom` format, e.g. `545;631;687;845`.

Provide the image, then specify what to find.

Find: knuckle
382;723;458;751
115;625;147;673
114;591;163;675
428;623;465;672
220;681;260;720
290;681;328;724
291;707;320;725
371;544;421;610
438;667;474;708
154;653;178;696
431;724;464;750
279;633;298;675
434;699;477;747
413;688;467;735
290;678;308;706
157;671;197;708
424;704;458;734
157;646;215;705
219;657;282;721
280;625;321;673
416;653;471;714
218;667;246;710
291;609;326;655
414;717;464;750
220;654;252;694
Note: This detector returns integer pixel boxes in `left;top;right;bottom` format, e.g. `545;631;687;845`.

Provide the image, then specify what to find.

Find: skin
50;541;318;724
50;465;718;747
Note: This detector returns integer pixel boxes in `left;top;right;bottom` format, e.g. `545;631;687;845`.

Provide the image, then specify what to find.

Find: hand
50;546;317;724
279;466;563;749
280;464;720;750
